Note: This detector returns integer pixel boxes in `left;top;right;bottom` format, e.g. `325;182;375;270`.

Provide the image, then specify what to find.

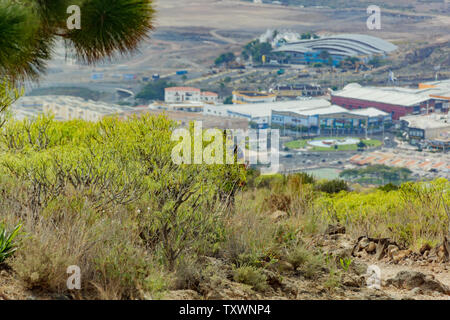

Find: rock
363;289;393;300
386;271;450;294
281;280;299;297
419;243;432;254
330;233;351;241
410;287;423;295
351;261;369;276
356;251;368;259
333;241;355;260
342;274;362;288
387;245;399;258
358;237;370;249
270;210;288;222
325;224;345;235
262;270;283;290
202;278;256;300
366;242;377;253
437;245;447;261
392;249;412;263
272;260;294;273
164;290;200;300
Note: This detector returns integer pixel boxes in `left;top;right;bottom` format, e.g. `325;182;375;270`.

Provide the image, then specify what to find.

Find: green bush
378;183;400;192
232;265;268;292
316;179;349;194
0;223;21;263
254;174;285;189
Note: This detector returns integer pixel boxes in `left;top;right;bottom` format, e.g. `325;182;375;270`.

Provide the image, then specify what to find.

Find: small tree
223;96;233;105
357;140;367;151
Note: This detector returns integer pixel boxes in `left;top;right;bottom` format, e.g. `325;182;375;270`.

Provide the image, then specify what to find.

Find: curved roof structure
273;34;397;57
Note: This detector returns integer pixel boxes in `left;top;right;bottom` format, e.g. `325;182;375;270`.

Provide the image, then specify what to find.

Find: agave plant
0;0;155;81
0;224;22;263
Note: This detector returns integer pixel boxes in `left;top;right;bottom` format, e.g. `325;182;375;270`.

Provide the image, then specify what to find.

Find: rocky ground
166;226;450;300
1;225;448;300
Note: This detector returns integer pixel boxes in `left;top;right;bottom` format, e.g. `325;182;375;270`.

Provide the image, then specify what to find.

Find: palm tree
0;0;155;81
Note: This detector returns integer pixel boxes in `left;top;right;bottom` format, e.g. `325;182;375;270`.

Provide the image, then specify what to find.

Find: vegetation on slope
0;81;448;300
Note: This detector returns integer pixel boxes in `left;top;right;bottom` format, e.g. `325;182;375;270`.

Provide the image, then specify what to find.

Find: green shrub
232;265;268;292
316;179;349;194
378;183;399;192
287;172;315;186
285;245;310;270
254;174;285;189
0;223;21;263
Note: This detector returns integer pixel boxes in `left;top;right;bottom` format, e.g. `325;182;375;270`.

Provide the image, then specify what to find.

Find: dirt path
210;29;238;45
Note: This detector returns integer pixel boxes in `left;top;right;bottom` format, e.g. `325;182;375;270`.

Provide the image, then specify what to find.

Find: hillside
0;112;448;300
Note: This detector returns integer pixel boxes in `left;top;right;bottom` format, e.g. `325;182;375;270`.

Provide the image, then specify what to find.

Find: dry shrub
173;257;203;291
8;193;167;299
265;193;292;213
221;193;280;267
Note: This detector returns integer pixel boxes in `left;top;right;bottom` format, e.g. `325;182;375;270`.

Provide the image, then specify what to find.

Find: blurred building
331;83;445;120
164;87;218;104
400;113;450;151
121;108;249;130
271;84;324;99
224;98;391;134
273;34;397;66
232;91;277;104
11;96;131;121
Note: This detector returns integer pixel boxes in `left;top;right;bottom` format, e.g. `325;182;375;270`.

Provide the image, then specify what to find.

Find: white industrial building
401;113;450;151
224;98;391;134
164;87;218;104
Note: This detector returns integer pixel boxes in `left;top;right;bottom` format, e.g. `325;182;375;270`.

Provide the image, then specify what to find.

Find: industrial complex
11;74;450;156
205;98;391;136
331;83;449;120
273;34;398;66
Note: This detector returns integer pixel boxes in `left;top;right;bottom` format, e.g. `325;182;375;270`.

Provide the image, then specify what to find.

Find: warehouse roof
275;104;348;116
226;99;389;120
273;33;397;57
274;105;389;118
350;107;389;117
401;114;450;130
165;87;201;92
226;99;331;118
332;83;432;107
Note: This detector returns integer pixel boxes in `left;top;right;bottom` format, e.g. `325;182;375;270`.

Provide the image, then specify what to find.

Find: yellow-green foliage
314;178;450;246
0;113;246;298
